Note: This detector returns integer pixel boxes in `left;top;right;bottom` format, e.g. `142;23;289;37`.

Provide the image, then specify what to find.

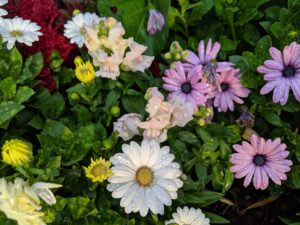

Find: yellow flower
74;56;95;83
84;157;112;182
0;178;45;225
2;139;32;167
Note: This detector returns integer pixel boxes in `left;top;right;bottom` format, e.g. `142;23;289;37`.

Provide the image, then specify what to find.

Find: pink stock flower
183;39;233;87
258;42;300;105
213;69;250;112
147;9;165;35
230;135;292;190
163;62;211;110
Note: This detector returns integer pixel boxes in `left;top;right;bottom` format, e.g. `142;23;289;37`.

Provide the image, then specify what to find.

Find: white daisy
0;0;8;18
0;17;42;50
166;206;210;225
64;12;101;47
107;140;183;217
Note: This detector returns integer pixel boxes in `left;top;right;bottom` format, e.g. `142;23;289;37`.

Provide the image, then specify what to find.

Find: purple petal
185;50;200;65
253;167;262;189
265;60;284;70
269;47;283;62
198;40;205;64
260;80;279;95
243;164;255;187
264;72;282;81
210;41;221;60
204;39;212;62
283;45;292;66
290;78;300;101
163;84;180;92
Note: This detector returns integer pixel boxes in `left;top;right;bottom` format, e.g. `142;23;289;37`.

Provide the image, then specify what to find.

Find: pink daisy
213;69;250;112
230;135;293;190
183;39;234;86
162;62;211;110
258;42;300;105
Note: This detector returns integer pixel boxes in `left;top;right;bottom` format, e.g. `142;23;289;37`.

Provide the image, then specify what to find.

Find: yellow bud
164;52;172;59
288;31;298;39
242;128;259;141
74;56;95;84
175;53;181;60
72;9;81;16
197;119;205;127
2;139;32;167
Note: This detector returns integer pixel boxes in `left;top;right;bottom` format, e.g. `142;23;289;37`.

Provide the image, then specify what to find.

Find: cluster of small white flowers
0;1;42;50
0;178;61;225
64;13;154;80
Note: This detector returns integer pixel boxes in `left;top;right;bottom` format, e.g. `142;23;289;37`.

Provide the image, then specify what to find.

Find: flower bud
147;9;165;35
111;105;121;117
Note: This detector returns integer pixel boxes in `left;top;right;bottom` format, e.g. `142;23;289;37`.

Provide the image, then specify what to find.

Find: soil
208;180;300;225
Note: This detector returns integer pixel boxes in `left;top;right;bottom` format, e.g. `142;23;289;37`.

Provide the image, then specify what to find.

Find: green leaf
0;77;16;101
255;35;272;62
122;94;145;114
64;125;95;165
37;91;65;119
0;101;24;127
105;89;121;108
178;131;199;144
205;212;230;224
236;8;258;26
263;112;282;126
220;35;238;51
14;86;35;104
67;197;91;220
0;48;22;79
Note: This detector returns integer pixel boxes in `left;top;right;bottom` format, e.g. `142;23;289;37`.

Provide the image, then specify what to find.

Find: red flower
7;0;76;91
149;61;161;77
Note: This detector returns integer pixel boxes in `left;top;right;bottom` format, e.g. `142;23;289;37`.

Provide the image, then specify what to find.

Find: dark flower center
282;65;296;78
181;82;192;93
220;83;229;92
253;154;266;166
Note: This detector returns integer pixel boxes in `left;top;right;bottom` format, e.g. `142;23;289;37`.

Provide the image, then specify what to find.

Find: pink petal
283;45;292;66
253;167;262;189
260;167;269;190
243;164;255;187
210;41;221;60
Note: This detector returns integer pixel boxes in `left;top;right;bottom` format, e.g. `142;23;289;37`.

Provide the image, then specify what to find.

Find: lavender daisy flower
163;62;211;110
147;9;165;35
258;42;300;105
213;69;250;112
183;39;234;87
230;135;293;190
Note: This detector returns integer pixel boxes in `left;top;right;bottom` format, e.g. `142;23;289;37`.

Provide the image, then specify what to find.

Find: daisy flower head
166;206;210;225
183;39;234;87
258;42;300;105
163;62;211;110
107;140;183;217
2;139;33;167
0;17;42;50
84;157;112;182
213;69;250;112
230;134;293;190
64;12;101;47
0;0;8;17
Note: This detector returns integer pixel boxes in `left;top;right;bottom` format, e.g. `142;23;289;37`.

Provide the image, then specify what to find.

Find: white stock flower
170;97;194;127
122;39;154;72
91;50;123;80
107;140;183;217
166;206;210;225
0;17;42;50
64;12;101;47
113;113;142;141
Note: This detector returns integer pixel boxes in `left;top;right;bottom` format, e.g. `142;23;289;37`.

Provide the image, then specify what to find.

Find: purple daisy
163;62;211;110
183;39;234;86
230;135;293;190
258;42;300;105
213;69;250;112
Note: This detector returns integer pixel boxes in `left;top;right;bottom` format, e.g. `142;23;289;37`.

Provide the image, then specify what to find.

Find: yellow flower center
10;30;23;37
135;166;154;186
91;163;108;178
15;194;36;212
